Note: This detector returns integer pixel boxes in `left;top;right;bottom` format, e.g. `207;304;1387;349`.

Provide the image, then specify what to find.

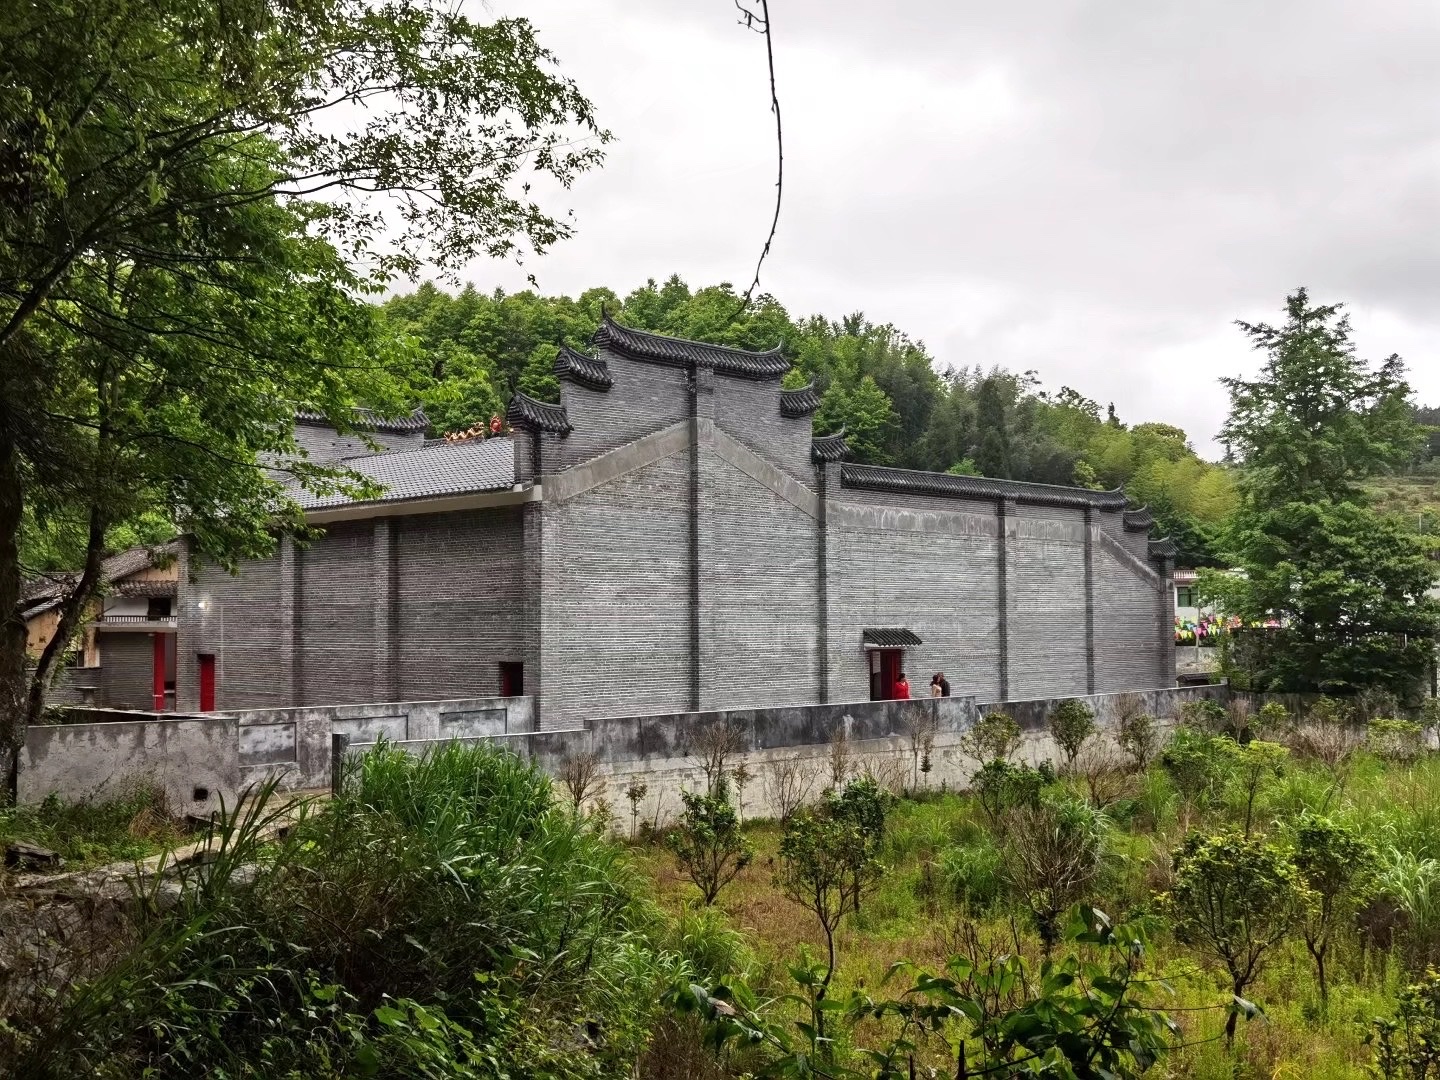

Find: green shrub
18;744;667;1078
0;781;182;868
667;789;753;906
1048;698;1097;772
1159;728;1234;827
970;759;1052;824
1370;718;1426;763
666;905;753;986
962;711;1023;764
938;834;1004;912
1117;711;1160;772
1177;698;1228;735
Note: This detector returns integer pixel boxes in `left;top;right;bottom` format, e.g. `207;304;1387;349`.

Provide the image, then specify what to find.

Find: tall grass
13;743;671;1079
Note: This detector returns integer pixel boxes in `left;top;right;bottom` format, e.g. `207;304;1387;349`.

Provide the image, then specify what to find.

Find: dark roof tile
592;313;789;380
841;463;1127;510
1149;537;1179;559
506;392;572;435
553;345;612;391
294;406;429;434
863;627;924;647
812;430;849;462
1123;508;1154;532
779;382;820;418
289;438;516;509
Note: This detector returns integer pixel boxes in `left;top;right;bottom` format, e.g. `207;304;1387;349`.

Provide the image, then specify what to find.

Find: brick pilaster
1083;507;1097;695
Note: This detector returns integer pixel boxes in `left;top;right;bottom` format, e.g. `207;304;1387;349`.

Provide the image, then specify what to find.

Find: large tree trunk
0;430;28;803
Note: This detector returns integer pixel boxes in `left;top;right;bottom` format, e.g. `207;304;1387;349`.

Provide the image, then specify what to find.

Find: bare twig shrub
691;718;748;797
904;711;939;788
999;798;1104;953
1286;697;1364;801
1076;745;1137;810
558;751;605;811
764;757;818;824
623;780;648;840
857;754;908;797
828;725;853;788
731;762;754;823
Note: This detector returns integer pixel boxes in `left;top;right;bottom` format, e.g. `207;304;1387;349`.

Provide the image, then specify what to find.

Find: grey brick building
176;316;1177;727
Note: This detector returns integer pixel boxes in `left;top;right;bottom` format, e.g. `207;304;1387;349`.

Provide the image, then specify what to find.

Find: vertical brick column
1158;556;1176;688
522;500;545;727
278;533;298;706
690;366;716;711
1083;507;1097;694
373;519;397;702
997;498;1015;699
816;459;838;703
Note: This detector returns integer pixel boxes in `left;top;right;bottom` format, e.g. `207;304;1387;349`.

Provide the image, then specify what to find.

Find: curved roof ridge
592;312;789;380
1148;537;1179;559
506;391;572;436
294;406;429;434
812;428;849;462
780;381;821;418
553;344;612;391
841;463;1127;510
1123;506;1155;531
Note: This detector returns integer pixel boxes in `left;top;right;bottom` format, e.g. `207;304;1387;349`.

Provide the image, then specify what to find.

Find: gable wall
539;451;693;729
697;448;821;709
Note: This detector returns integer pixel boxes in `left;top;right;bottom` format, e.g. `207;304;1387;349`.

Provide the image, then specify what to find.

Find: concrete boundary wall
23;685;1224;824
20;717;239;816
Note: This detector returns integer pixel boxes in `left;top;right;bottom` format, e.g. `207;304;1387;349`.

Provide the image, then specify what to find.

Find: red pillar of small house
151;633;166;711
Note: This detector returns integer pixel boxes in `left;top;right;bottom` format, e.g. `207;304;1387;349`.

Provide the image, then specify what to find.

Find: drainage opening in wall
193;786;209;802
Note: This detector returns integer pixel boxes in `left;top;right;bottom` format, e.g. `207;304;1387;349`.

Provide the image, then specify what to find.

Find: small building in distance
175;316;1177;726
23;541;182;710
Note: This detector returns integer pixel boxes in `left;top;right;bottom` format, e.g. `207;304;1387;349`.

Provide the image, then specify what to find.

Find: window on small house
499;662;524;697
147;596;172;620
1175;587;1196;608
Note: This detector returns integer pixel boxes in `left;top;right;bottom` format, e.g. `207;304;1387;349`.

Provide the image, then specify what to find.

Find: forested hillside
381;276;1239;564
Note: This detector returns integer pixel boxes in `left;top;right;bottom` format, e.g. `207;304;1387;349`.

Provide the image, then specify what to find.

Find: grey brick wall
558;353;690;469
1093;543;1166;691
180;545;287;711
713;379;815;487
1005;504;1089;699
296;521;375;704
393;507;526;700
826;500;1003;703
698;448;821;709
540;449;693;728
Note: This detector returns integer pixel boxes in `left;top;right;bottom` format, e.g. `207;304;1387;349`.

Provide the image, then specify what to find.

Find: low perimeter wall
21;696;534;812
20;717;239;816
20;685;1226;822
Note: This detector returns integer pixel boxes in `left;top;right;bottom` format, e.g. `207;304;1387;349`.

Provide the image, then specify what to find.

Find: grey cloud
478;0;1440;452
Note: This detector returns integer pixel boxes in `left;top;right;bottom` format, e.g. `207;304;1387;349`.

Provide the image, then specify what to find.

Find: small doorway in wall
868;649;904;700
499;662;524;697
197;653;216;712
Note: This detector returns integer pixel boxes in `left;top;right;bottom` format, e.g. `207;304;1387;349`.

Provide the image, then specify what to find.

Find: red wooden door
151;634;167;711
197;654;216;712
880;650;901;699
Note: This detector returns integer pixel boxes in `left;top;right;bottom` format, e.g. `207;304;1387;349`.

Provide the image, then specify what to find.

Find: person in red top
894;671;911;699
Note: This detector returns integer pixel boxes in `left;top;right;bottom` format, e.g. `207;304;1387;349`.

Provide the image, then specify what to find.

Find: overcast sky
472;1;1440;459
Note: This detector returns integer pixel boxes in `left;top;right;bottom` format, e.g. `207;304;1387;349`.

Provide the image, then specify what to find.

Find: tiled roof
21;540;182;612
553;345;612;391
779;383;821;418
863;627;924;647
288;438;516;509
1149;538;1179;559
293;406;429;434
506;392;572;435
841;463;1128;511
1123;508;1154;532
592;314;789;380
812;431;849;462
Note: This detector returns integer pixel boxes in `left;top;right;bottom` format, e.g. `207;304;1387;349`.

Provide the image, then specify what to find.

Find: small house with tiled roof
175;316;1176;725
